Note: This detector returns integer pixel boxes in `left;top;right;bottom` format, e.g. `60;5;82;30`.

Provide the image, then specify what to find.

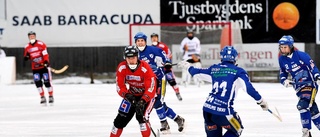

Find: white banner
3;0;159;47
0;18;5;46
171;43;305;71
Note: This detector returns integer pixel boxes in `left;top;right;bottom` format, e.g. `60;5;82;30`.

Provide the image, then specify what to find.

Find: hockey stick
267;107;282;122
50;65;69;74
309;88;317;108
160;63;178;68
289;81;317;85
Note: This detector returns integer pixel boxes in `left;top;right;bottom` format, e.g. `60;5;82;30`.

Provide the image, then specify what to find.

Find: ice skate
40;96;47;105
174;115;185;132
160;120;170;134
176;93;183;101
302;128;312;137
48;96;54;105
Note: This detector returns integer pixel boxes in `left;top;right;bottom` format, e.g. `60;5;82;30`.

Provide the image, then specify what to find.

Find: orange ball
272;2;300;30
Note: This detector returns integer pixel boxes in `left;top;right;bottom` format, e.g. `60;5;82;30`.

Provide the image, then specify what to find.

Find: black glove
43;60;50;67
164;62;172;69
135;99;146;116
24;55;29;61
124;93;136;104
316;75;320;80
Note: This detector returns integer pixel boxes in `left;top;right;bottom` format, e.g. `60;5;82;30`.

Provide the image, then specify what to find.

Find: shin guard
110;126;123;137
140;123;151;137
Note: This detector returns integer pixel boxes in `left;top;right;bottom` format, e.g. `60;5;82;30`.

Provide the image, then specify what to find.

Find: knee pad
297;98;310;110
113;112;132;128
42;73;51;83
43;73;51;87
33;73;43;87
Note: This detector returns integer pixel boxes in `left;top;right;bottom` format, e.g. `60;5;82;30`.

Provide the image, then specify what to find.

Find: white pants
181;62;202;85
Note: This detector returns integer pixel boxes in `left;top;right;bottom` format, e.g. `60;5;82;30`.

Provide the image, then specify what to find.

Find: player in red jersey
110;46;157;137
23;31;54;105
150;33;182;101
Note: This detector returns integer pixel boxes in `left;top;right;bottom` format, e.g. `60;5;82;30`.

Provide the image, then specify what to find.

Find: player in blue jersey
134;32;185;133
178;46;269;137
278;35;320;137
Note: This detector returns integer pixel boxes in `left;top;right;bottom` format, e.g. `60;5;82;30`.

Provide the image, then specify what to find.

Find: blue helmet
278;35;294;48
220;46;238;63
134;32;147;42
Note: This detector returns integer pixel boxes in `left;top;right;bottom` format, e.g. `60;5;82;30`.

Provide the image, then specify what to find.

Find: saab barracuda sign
0;18;5;45
11;14;154;26
4;0;159;47
161;0;316;43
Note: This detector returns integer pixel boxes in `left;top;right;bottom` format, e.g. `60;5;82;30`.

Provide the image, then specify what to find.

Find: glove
257;99;268;111
124;93;136;104
43;60;50;67
316;75;320;85
164;62;172;69
282;79;293;88
135;99;146;116
178;61;191;70
24;55;29;61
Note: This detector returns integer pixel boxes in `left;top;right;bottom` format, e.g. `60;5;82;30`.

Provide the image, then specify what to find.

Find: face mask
137;46;146;51
152;42;158;46
30;39;36;44
128;64;138;70
187;36;194;40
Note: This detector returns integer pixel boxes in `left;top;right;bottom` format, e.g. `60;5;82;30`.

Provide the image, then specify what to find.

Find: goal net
129;22;242;71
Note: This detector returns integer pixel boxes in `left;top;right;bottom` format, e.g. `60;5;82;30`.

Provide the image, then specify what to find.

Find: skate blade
160;129;171;134
48;103;54;106
40;103;47;106
176;95;183;101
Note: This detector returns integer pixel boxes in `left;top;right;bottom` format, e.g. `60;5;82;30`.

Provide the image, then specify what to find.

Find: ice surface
1;79;320;137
